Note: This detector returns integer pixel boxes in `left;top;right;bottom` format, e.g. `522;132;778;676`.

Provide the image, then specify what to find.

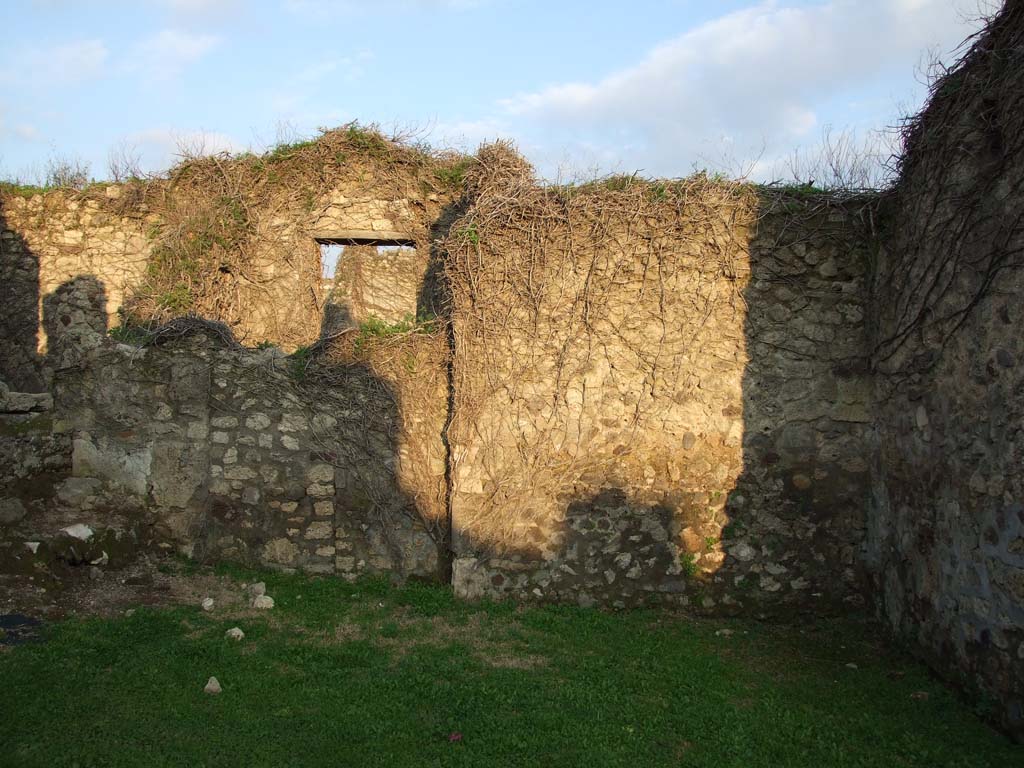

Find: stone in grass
204;676;222;695
249;581;266;598
251;595;274;610
201;597;215;612
225;627;245;641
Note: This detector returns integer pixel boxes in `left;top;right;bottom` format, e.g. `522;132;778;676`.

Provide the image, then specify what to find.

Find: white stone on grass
201;597;215;612
249;582;266;597
225;627;245;641
251;595;275;610
204;676;222;695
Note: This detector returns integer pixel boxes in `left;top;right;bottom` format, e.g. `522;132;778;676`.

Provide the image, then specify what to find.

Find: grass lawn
0;566;1018;768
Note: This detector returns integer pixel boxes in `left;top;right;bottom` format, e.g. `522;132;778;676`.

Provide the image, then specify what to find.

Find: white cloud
127;29;220;81
496;0;980;179
14;124;41;141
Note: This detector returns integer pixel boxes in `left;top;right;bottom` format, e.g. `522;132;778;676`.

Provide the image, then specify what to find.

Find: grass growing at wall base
0;568;1017;768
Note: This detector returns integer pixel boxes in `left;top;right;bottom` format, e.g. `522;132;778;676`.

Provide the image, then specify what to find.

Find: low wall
0;280;449;583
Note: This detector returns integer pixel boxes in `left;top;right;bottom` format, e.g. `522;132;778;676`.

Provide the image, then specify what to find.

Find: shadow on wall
208;363;442;579
320;302;355;339
419;200;468;320
0;202;45;391
42;275;108;372
311;201;466;582
80;293;447;582
726;196;874;611
448;191;875;613
421;199;468;582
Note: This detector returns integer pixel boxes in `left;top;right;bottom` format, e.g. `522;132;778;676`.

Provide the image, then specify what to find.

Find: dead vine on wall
874;1;1024;381
91;124;471;347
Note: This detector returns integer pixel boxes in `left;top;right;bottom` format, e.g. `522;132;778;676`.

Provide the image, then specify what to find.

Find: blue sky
0;0;991;183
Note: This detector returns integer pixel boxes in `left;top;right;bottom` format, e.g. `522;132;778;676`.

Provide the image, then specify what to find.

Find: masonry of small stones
2;3;1023;739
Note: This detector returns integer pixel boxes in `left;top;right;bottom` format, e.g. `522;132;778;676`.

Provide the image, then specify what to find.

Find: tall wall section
443;148;874;611
0;128;463;390
867;1;1024;738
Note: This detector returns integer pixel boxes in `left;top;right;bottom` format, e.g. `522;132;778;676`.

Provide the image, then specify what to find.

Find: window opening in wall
317;237;416;286
320;243;344;280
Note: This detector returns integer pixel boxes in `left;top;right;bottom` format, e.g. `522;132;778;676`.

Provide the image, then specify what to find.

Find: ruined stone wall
867;1;1024;739
0;382;69;567
0;191;152;390
444;157;873;611
0;280;449;583
0;137;457;387
235;184;444;345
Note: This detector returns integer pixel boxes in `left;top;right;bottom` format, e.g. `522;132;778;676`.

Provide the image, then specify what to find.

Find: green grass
287;344;315;381
108;324;155;346
0;568;1016;768
0;180;51;198
352;313;438;354
434;157;475;190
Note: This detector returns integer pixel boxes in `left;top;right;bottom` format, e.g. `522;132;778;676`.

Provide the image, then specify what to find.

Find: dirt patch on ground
0;556;246;623
0;558;551;669
284;606;549;669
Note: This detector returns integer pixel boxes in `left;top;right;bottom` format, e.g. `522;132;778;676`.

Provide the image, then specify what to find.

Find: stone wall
444;165;873;611
867;1;1024;739
247;186;445;346
0;140;455;389
0;191;151;390
0;280;449;583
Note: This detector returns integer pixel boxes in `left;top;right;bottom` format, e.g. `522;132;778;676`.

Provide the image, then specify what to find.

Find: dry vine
873;0;1024;383
87;123;471;348
443;144;754;551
